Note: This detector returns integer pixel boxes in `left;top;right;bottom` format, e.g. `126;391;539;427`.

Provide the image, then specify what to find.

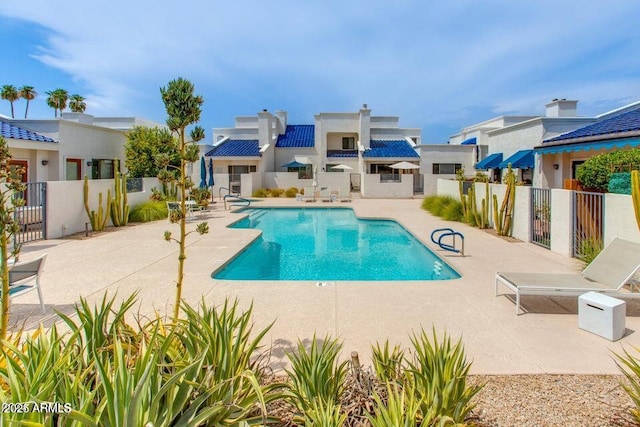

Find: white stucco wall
550;189;573;257
420;145;477;195
362;174;413;198
46;177;159;239
604;193;640;245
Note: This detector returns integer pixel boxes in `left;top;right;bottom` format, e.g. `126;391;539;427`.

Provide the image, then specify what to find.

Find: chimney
545;99;578;118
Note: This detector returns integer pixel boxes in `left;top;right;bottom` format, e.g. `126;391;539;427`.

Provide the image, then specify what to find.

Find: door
66;158;82;180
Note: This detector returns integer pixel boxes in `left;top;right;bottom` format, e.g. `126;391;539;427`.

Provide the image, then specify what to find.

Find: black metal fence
572;191;604;259
530;188;551;249
14;182;47;245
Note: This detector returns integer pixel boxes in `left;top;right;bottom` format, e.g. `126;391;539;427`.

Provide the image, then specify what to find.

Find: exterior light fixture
41;160;49;166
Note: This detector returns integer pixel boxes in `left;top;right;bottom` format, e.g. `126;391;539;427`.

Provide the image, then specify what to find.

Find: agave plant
303;398;347;427
367;382;420;427
285;334;349;418
404;328;483;425
614;345;640;423
371;340;405;384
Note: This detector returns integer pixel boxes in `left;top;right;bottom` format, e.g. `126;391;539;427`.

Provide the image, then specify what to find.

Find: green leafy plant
286;335;349;418
577;234;603;266
190;187;211;209
367;382;420;427
576;148;640;191
128;200;168;222
303;398;347;427
405;328;483;425
422;196;465;222
160;77;209;322
285;187;299;198
0;136;25;340
125;126;180;178
371;341;405;384
253;188;269;197
614;345;640;424
269;188;285;197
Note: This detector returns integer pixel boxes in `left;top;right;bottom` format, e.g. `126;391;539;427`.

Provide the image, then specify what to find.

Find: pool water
213;208;460;281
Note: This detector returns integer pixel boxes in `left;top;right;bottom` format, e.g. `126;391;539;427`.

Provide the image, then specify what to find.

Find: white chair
6;254;47;313
495;238;640;314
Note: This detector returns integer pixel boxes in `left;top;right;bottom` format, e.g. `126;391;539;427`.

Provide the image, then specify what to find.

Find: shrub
615;346;640;424
269;188;285;198
252;188;269;197
576;148;640;191
128;200;168;222
422;195;465;222
608;172;632;194
285;187;299;198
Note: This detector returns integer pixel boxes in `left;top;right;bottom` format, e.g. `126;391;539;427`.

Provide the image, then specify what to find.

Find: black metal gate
14;182;46;244
530;188;551;249
572;191;604;259
413;174;424;194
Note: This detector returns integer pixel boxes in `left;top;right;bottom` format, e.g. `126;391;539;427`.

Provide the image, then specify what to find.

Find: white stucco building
204;106;423;198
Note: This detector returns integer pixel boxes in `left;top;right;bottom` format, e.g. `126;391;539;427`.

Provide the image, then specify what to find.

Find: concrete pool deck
10;198;640;375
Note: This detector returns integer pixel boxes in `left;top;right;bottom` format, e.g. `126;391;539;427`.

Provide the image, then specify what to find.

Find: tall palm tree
18;86;37;119
0;85;19;118
69;94;87;113
45;88;69;118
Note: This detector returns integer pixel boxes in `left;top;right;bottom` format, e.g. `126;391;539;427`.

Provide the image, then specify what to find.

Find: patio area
9;198;640;375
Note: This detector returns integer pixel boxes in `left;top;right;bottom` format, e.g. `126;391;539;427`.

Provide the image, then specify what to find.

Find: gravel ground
469;375;637;427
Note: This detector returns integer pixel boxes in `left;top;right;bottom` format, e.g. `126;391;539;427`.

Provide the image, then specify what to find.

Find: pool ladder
430;228;464;256
223;194;251;210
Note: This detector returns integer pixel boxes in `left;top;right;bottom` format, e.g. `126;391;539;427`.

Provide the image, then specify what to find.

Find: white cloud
1;0;639;140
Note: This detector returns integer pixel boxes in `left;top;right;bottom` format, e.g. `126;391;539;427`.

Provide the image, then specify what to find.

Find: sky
1;0;639;143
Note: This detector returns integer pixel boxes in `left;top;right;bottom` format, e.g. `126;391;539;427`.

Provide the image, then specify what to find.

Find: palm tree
18;86;37;118
69;94;87;113
45;88;69;118
1;85;19;118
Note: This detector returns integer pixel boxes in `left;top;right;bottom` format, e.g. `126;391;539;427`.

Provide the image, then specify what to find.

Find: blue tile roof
364;140;419;158
205;140;260;157
276;125;315;148
0;121;57;143
544;108;640;143
327;150;358;158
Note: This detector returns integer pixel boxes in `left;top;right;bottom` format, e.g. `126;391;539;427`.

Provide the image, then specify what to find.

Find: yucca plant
286;334;349;418
367;382;420;427
303;398;347;427
405;328;483;425
614;345;640;423
371;340;405;384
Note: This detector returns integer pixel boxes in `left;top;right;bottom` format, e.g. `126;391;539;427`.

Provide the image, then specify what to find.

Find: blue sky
1;1;639;143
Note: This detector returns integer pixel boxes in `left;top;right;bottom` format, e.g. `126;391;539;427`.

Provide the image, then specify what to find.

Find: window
65;159;82;180
432;163;462;175
92;159;119;179
342;137;355;150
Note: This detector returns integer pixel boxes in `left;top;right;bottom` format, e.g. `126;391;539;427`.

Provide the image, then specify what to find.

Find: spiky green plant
286;335;349;417
367;382;420;427
371;341;405;384
492;164;516;236
110;171;129;227
405;328;483;425
83;175;111;231
303;398;347;427
128;200;168;223
614;345;640;424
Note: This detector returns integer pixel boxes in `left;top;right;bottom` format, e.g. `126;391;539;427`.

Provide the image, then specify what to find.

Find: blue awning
461;137;477;145
536;137;640;154
498;149;535;169
475;152;503;169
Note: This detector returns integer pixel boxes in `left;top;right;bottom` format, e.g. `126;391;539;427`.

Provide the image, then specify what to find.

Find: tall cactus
492;165;516;236
632;170;640;231
84;175;112;231
110;172;129;227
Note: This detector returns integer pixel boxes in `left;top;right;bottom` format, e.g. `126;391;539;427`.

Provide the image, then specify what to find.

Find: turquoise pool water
213;208;460;281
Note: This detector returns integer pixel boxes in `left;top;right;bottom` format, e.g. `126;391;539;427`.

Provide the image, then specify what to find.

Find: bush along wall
576;149;640;191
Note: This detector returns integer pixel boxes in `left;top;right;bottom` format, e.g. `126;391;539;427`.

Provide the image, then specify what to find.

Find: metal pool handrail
430;228;465;256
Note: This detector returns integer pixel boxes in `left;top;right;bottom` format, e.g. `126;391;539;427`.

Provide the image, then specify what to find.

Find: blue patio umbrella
208;157;215;187
281;160;307;168
199;156;207;188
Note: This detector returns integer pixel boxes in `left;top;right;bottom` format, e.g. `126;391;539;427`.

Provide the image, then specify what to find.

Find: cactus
465;181;489;229
632;170;640;231
110;172;129;227
457;168;467;217
84;175;112;231
493;165;516;236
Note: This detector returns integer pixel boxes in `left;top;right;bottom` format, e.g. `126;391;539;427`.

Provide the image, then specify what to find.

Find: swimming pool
213;208;460;281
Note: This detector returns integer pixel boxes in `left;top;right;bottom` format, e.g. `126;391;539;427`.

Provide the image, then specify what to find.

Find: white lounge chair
495;238;640;314
302;187;318;202
6;254;47;313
